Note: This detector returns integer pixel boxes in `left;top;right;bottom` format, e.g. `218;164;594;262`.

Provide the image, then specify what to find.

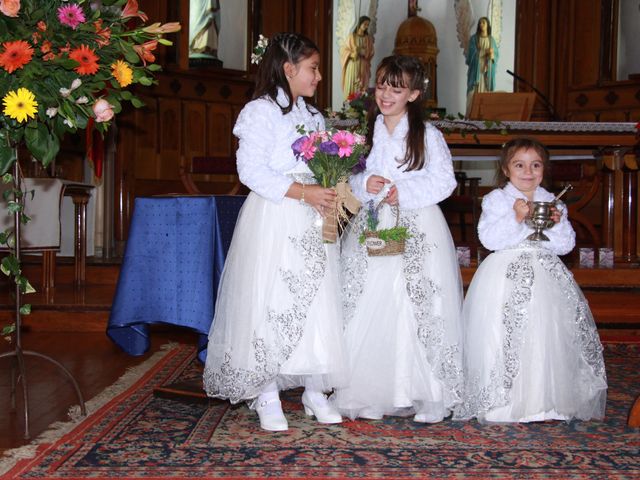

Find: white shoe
301;391;342;424
254;396;288;431
413;412;443;424
359;408;383;420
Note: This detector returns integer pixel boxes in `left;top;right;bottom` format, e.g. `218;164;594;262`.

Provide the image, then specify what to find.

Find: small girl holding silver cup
454;137;607;423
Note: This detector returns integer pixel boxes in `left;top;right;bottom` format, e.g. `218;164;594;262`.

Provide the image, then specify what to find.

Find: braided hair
367;55;427;171
253;32;320;115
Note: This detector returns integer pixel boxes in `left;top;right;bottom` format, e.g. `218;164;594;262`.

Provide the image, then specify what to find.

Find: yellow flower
2;88;38;123
111;59;133;87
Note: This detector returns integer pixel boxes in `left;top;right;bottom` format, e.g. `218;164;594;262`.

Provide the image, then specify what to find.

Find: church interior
0;0;639;477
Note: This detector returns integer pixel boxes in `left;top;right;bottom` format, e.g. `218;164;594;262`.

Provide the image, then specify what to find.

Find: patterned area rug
2;343;639;479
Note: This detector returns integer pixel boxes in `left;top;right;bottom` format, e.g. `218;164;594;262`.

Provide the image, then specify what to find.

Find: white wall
331;0;515;117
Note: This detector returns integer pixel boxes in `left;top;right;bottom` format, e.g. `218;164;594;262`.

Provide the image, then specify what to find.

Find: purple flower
318;141;339;155
352;154;366;174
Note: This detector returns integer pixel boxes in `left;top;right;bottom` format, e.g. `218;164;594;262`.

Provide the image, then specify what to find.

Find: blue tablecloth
107;195;246;362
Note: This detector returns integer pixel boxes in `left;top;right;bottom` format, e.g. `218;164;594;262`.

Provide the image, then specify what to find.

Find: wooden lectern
468;92;536;121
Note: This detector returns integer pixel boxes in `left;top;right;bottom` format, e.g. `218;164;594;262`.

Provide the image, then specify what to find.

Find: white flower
75;96;89;104
46;107;58;118
70;78;82;90
59;88;71;98
63;118;75;128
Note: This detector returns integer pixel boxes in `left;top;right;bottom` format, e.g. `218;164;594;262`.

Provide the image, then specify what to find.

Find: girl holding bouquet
454;138;607;423
203;33;346;431
333;55;463;423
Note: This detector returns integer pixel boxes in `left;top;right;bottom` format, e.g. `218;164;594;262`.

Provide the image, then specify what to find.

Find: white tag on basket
365;237;386;250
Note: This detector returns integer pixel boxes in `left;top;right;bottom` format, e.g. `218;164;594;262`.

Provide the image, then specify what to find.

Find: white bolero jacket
349;114;457;210
233;89;324;203
478;182;576;255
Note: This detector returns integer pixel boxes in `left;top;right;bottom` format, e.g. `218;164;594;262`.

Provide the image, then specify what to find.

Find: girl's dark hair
476;16;492;36
354;16;371;34
253;32;320;114
496;137;551;187
366;55;427;171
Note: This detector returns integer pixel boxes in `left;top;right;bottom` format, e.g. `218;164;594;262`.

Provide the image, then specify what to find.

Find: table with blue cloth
107;195;246;362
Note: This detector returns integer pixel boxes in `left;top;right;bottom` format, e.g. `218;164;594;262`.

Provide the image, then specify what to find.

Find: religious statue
340;16;375;98
189;0;223;67
464;17;499;113
455;0;502;115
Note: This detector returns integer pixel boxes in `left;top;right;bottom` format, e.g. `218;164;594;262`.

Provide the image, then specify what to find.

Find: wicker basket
363;205;405;256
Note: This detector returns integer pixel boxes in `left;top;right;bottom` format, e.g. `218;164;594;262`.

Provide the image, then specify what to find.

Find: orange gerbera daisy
68;44;99;75
0;40;34;73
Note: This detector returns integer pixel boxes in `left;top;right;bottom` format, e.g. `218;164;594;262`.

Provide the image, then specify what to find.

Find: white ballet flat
301;391;342;424
413;412;444;424
254;397;288;431
359;408;384;420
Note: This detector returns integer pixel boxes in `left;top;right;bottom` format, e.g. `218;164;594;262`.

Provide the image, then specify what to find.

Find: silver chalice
525;184;573;242
525;201;556;241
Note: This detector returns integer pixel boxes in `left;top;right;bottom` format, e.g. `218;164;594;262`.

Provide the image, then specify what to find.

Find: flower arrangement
0;0;180;171
0;0;179;337
250;33;268;65
325;88;373;134
292;127;367;241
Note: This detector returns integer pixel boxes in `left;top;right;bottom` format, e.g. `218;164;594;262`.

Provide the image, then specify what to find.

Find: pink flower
93;99;114;123
292;135;317;161
0;0;20;17
57;3;86;30
331;130;356;158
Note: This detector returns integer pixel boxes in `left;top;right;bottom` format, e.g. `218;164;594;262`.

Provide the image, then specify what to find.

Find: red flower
68;44;99;75
133;39;157;66
94;20;112;48
121;0;148;22
0;40;34;73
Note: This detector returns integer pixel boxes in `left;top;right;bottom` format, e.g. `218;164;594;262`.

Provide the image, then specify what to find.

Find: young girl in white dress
203;33;347;431
333;55;464;423
454;138;607;423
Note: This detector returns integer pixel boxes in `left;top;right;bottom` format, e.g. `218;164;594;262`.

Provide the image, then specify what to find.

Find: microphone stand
506;69;558;121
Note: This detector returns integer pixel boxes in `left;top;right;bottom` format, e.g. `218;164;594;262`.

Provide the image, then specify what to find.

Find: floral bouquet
292;128;366;242
0;0;180;171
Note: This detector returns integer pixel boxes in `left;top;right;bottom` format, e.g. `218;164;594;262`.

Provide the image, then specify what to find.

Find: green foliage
359;226;410;245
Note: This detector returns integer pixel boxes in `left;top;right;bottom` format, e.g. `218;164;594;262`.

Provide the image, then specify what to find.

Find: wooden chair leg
41;250;56;291
629;395;640;427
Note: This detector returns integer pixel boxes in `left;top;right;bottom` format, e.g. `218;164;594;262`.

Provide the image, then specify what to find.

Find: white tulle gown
203;90;348;403
453;183;607;423
332;116;464;421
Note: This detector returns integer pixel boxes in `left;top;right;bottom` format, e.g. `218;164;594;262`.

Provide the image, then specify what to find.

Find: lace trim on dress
454;251;534;420
401;212;463;407
536;251;606;381
202;221;327;403
340;210;369;326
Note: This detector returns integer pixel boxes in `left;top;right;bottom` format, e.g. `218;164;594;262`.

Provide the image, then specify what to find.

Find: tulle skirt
454;245;608;423
333;203;464;420
203;192;348;404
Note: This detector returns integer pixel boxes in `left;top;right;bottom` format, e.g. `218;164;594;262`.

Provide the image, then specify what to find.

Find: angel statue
336;0;379;99
455;0;502;115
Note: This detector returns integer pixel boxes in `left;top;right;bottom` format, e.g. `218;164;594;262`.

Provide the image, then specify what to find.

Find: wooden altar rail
440;121;639;263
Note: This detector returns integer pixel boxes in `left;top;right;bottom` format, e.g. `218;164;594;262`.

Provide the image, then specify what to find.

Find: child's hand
513;199;530;223
366;175;390;195
385;185;398;206
550;205;562;223
305;185;337;217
